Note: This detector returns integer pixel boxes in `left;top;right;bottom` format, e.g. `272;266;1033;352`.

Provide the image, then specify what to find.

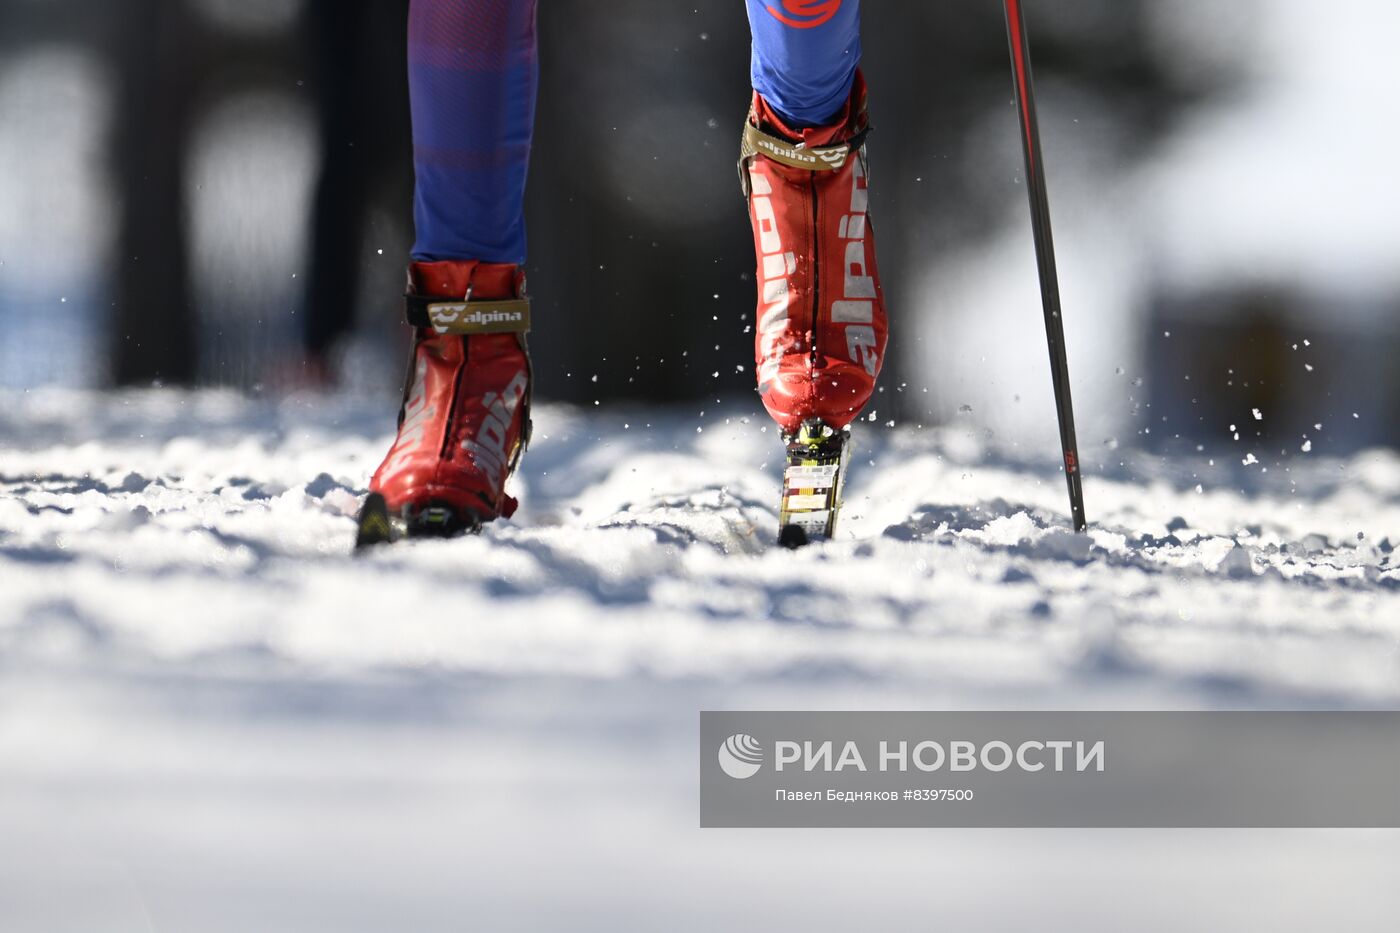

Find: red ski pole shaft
1003;0;1087;532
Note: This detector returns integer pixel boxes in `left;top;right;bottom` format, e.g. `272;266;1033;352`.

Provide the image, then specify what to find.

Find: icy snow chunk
981;512;1038;547
117;472;151;493
1298;534;1329;555
1002;566;1036;585
1030;530;1093;563
304;473;348;499
1216;544;1256;579
241;482;289;501
321;489;362;517
100;504;152;532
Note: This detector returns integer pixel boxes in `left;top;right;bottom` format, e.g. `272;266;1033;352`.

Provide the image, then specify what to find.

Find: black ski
777;420;851;549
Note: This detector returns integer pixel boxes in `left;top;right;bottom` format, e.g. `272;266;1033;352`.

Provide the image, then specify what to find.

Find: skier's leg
365;0;539;541
409;0;537;263
745;0;861;128
740;0;888;434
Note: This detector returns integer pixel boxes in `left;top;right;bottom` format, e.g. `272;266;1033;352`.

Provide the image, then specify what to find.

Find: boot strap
404;294;531;336
740;122;871;173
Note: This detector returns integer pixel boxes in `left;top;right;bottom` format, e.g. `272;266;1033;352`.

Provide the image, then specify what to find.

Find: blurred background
1;0;1397;459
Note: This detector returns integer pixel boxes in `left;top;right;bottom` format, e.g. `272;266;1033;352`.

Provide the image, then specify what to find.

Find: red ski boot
356;260;532;548
739;72;889;545
740;69;888;435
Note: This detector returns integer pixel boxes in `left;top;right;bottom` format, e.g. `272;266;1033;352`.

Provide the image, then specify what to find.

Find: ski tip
354;492;393;553
778;524;811;550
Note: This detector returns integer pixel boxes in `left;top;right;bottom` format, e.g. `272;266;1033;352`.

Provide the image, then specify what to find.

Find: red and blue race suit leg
746;0;861;128
408;0;538;264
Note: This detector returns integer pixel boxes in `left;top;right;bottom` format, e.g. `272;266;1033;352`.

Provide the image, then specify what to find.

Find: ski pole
1003;0;1088;532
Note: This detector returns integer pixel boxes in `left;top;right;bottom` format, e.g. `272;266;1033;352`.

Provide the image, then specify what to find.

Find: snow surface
2;389;1399;930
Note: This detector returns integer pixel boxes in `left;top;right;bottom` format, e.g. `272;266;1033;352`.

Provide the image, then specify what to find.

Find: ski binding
778;420;851;549
354;492;482;552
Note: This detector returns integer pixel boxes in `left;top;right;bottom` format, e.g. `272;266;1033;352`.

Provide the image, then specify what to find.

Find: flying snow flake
1242;453;1259;466
1253;409;1264;421
1301;440;1313;453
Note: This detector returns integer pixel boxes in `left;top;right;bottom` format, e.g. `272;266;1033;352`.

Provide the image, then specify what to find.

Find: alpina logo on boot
752;136;850;171
429;305;526;335
754;137;817;165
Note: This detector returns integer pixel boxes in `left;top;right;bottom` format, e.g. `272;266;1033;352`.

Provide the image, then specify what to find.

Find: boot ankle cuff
409;260;524;301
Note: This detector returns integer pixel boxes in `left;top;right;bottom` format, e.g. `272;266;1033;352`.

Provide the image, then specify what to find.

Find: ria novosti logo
718;734;764;780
